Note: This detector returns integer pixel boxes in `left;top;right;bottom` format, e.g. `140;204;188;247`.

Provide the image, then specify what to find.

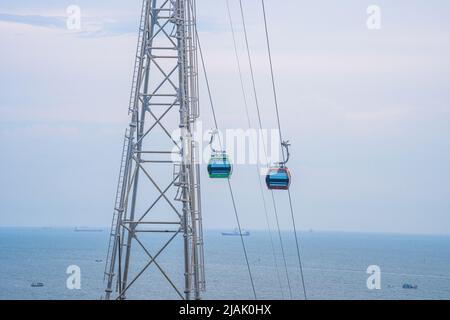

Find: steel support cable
261;0;308;300
237;0;294;299
194;19;257;300
225;0;284;299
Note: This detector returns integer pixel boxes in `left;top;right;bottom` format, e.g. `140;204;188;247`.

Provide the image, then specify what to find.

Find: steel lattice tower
104;0;205;300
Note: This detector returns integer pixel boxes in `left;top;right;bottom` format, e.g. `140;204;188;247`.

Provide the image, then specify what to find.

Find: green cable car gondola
208;152;232;178
207;130;232;179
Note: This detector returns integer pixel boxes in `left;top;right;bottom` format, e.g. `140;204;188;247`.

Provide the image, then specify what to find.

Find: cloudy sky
0;0;449;234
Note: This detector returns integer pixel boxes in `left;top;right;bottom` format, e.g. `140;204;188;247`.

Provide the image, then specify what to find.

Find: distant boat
31;282;44;288
74;227;103;232
402;283;418;289
221;229;250;236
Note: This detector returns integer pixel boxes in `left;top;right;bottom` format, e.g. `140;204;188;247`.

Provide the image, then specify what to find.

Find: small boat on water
31;282;44;288
221;229;250;236
402;283;418;289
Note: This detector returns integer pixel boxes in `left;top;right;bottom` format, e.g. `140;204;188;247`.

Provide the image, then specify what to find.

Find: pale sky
0;0;449;234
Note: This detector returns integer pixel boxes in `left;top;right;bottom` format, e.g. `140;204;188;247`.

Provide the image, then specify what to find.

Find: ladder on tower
192;143;206;292
173;141;206;293
128;0;149;114
104;129;131;281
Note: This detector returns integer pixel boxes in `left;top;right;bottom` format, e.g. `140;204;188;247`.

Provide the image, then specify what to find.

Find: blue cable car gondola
207;130;232;179
266;164;291;190
266;141;292;190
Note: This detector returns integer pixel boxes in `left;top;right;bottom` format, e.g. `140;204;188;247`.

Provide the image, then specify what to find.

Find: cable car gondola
207;130;232;179
266;141;292;190
265;164;291;190
208;152;232;178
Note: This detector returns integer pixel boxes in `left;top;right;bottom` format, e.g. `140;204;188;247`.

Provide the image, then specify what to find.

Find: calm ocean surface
0;227;449;300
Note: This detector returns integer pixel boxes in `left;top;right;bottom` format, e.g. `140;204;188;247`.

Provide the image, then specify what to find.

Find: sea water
0;227;449;300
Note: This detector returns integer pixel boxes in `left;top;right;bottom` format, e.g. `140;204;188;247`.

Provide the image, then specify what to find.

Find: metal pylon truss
104;0;205;300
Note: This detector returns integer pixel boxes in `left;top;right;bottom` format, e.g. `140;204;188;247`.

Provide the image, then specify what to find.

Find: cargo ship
221;229;250;236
